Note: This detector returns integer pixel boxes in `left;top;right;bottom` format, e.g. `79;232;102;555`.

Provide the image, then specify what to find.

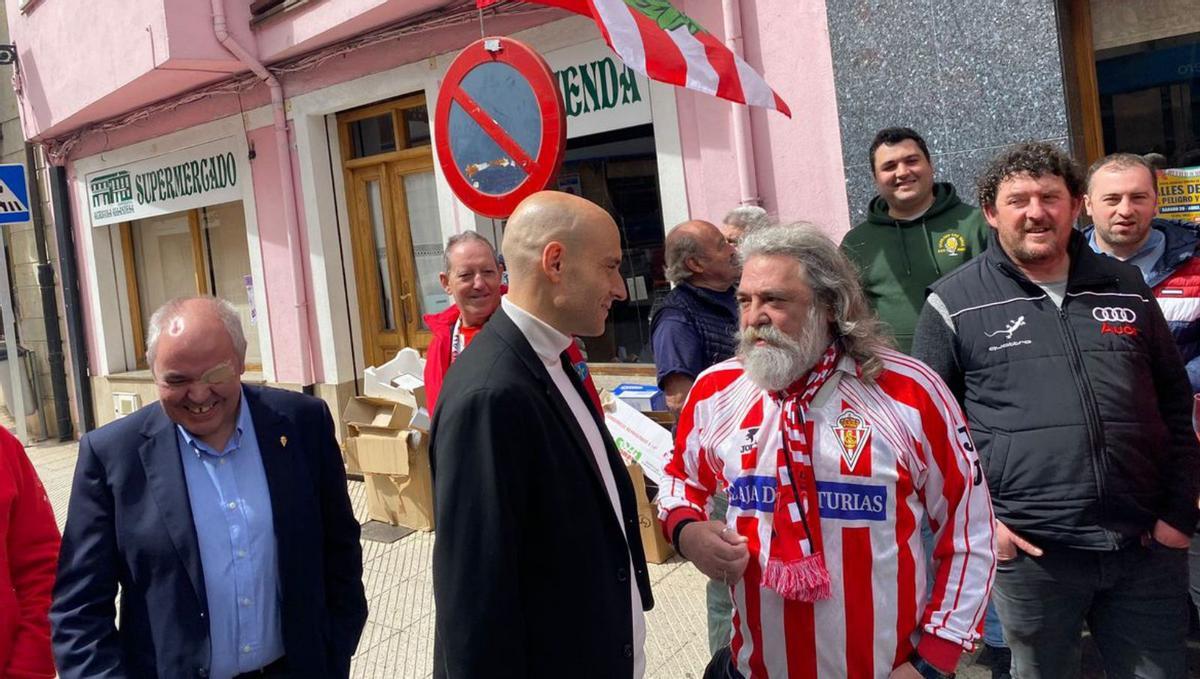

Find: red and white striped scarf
761;342;840;602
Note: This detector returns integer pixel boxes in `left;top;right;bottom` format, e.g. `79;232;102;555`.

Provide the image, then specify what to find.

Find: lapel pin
280;435;288;448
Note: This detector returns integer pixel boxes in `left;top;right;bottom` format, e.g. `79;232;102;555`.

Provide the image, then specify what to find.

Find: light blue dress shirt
177;390;284;679
1088;227;1166;283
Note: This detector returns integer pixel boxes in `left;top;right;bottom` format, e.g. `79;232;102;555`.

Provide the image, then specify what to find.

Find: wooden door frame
345;165;407;368
386;155;436;351
337;94;437;366
1064;0;1106;166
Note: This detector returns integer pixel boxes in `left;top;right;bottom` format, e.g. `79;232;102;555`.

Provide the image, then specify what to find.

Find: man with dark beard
659;223;995;679
912;142;1200;679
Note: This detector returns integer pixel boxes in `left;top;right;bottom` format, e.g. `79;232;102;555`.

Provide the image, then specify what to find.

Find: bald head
146;296;247;371
664;219;738;290
500;191;627;336
501;191;614;277
667;220;721;250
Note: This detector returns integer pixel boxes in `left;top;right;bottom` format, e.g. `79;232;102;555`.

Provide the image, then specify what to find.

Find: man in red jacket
424;231;600;414
0;426;59;678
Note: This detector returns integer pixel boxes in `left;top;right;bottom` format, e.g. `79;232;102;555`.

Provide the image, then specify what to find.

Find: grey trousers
992;541;1188;679
1189;531;1200;621
706;492;733;655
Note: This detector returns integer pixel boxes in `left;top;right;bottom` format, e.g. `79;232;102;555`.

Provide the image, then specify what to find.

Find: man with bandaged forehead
51;296;366;679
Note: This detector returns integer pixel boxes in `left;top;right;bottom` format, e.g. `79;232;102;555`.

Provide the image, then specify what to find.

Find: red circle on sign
434;37;566;219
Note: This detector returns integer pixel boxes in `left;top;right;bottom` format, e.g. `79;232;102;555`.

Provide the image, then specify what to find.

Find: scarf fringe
762;553;832;602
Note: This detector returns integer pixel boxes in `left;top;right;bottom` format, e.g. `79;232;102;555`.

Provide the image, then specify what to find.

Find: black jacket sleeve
315;401;368;677
430;387;532;679
1144;294;1200;534
49;436;130;679
911;295;966;403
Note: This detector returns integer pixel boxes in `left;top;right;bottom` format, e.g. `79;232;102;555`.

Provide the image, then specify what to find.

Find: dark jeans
703;646;745;679
232;655;288;678
991;541;1188;679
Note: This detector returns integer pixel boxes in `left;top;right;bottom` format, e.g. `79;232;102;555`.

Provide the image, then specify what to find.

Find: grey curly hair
738;223;892;381
722;205;771;234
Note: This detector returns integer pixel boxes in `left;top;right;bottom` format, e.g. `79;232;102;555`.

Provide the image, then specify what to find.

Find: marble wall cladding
827;0;1073;224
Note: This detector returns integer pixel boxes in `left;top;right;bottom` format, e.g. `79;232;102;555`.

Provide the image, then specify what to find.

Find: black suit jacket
50;385;367;679
430;308;653;679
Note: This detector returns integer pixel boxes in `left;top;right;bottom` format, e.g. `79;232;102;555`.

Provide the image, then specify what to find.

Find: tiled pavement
25;430;719;678
21;423;1011;678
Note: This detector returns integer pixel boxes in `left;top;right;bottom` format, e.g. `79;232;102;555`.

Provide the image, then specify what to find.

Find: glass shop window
123;201;261;369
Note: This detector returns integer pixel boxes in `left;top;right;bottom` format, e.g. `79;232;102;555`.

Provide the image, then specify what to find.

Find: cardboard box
603;393;673;487
365;473;434;531
342;396;415;432
612;383;667;412
342;437;362;475
363;432;434;531
355;430;412;476
626;462;674;564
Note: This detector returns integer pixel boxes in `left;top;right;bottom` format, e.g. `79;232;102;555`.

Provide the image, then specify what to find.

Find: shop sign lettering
134;152;237;205
555;58;643;118
87;138;243;227
545;40;652;139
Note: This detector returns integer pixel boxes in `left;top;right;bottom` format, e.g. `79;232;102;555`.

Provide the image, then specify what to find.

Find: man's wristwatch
908;651;955;679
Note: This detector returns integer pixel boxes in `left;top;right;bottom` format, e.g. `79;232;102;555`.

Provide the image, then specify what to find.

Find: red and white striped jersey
659;350;996;678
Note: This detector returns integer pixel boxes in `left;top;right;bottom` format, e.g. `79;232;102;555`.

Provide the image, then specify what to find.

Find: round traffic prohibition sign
434;37;567;219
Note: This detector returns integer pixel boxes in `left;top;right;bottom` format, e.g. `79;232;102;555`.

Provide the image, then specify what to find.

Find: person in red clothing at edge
0;425;60;678
423;230;600;414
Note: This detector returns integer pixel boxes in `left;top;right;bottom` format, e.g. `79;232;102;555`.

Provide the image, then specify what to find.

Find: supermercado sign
544;40;652;139
87;138;242;227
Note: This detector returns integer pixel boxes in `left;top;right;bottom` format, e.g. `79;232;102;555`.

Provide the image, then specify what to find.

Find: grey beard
738;319;830;392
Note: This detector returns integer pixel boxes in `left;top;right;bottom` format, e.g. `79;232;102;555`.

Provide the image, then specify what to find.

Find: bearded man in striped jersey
659;223;996;679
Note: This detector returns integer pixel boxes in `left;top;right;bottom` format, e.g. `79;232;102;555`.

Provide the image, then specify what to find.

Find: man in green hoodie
841;127;989;353
841;127;1006;678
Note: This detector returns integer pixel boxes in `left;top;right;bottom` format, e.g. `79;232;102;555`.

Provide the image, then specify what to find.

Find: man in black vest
651;220;740;414
650;219;740;658
912;142;1200;679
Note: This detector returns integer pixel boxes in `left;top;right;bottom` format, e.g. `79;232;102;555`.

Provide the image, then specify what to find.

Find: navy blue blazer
50;385;367;679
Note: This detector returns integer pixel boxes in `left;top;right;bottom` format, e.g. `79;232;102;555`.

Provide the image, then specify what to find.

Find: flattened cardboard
342;437;362;475
354;431;410;476
365;470;434;531
362;432;434;531
626;462;674;564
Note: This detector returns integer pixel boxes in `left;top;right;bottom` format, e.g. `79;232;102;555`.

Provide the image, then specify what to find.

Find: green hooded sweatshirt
840;182;989;353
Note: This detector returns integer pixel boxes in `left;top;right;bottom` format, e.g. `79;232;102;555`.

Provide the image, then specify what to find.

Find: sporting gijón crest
832;405;872;477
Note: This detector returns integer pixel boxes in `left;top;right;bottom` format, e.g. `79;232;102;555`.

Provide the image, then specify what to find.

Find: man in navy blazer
50;297;366;679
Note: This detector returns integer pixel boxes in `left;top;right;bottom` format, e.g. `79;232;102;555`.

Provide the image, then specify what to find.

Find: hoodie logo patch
937;232;966;256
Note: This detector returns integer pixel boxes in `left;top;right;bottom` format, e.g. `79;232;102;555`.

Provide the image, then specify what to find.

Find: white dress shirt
501;297;646;678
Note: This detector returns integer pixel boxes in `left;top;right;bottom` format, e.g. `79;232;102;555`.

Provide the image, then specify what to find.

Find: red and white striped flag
483;0;791;116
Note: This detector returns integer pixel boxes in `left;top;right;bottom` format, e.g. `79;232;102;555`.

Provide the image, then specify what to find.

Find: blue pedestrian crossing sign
0;164;31;225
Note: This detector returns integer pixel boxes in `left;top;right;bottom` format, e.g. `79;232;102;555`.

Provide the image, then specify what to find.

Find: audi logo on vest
1093;306;1138;336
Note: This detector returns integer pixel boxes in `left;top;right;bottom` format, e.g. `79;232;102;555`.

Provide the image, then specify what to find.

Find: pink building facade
6;0;849;428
